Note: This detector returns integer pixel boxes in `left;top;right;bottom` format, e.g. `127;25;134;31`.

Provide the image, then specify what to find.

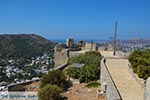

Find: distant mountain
0;34;55;59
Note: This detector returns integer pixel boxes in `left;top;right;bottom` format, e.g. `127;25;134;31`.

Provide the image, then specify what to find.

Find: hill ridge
0;34;55;60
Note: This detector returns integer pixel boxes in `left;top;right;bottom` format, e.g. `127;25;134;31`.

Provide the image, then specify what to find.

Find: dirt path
100;51;144;100
62;83;107;100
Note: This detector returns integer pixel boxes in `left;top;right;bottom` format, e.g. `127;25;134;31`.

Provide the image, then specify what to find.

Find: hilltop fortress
54;39;150;100
54;38;97;67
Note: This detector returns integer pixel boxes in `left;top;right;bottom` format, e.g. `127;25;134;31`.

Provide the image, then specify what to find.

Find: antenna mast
91;40;93;51
113;21;117;56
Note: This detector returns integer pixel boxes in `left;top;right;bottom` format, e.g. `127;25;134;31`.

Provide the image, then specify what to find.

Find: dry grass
62;83;107;100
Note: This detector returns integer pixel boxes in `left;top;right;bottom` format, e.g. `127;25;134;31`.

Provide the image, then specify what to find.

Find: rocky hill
0;34;55;60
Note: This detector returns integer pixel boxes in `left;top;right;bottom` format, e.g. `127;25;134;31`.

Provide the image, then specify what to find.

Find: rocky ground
62;83;107;100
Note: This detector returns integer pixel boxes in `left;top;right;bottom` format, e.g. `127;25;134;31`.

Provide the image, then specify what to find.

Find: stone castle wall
100;58;122;100
82;42;96;51
144;77;150;100
69;51;83;58
54;45;69;67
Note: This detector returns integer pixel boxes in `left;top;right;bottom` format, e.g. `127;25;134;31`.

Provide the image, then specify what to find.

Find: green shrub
38;84;62;100
67;51;102;83
40;70;66;89
85;81;101;88
137;65;150;80
128;49;150;80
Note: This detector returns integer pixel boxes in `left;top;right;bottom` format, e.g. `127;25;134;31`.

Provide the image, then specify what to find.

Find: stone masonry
54;45;69;67
100;58;122;100
144;77;150;100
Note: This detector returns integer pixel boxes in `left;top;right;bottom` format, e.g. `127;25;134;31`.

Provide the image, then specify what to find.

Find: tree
0;70;9;82
128;49;150;80
137;65;150;80
67;51;101;83
67;67;81;79
38;84;62;100
128;50;143;72
80;64;100;83
40;70;66;89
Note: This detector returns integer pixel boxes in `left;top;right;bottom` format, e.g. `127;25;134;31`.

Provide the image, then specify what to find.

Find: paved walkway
100;51;144;100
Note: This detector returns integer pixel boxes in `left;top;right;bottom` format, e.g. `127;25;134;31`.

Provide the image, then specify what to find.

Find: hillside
0;34;55;60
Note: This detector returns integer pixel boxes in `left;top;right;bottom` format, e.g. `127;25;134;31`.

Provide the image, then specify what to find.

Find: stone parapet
100;58;122;100
144;77;150;100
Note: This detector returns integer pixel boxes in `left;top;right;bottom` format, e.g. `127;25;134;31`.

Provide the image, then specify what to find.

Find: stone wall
54;45;69;67
100;58;122;100
69;51;83;58
8;79;39;91
54;44;84;67
128;66;145;88
82;42;96;51
144;77;150;100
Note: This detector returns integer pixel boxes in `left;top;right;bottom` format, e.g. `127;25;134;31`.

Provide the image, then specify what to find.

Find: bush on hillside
40;70;66;89
85;81;101;88
128;49;150;80
38;84;62;100
67;51;102;83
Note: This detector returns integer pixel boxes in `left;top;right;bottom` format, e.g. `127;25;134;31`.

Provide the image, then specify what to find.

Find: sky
0;0;149;40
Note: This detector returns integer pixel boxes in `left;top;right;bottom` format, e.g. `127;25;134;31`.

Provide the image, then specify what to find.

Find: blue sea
49;39;109;43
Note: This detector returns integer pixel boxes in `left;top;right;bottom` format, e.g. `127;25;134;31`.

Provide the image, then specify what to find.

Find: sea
49;39;109;44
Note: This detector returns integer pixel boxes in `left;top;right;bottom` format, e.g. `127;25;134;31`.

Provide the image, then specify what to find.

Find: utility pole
91;40;93;51
113;21;117;56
